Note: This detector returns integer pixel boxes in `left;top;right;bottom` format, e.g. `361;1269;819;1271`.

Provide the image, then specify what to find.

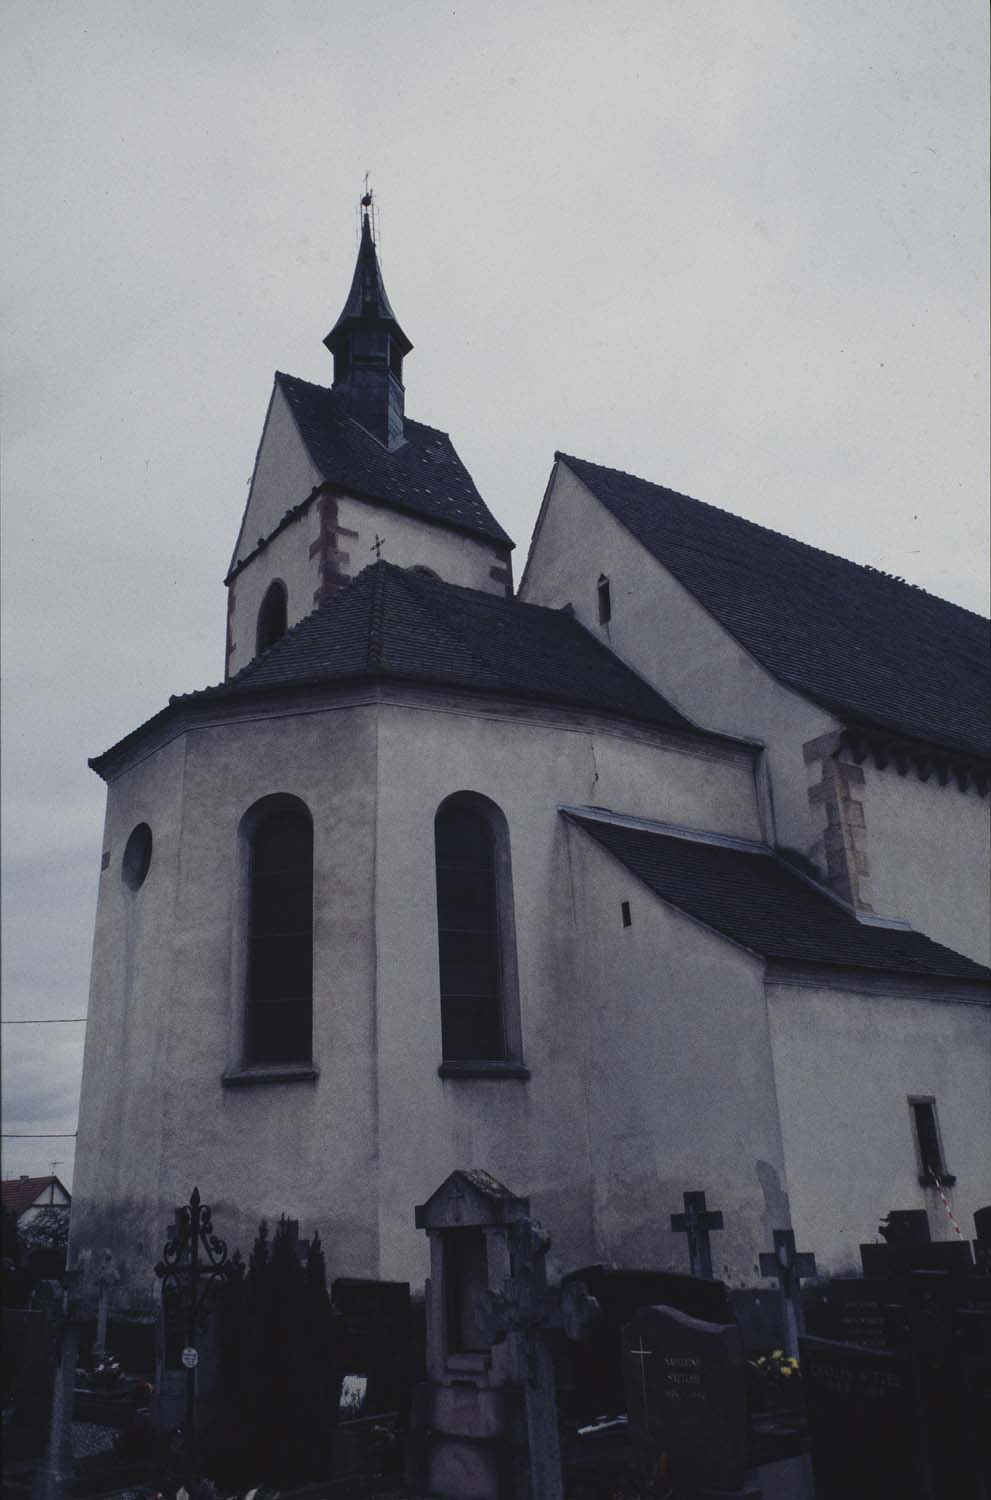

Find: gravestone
622;1304;750;1498
414;1170;531;1500
332;1278;414;1418
800;1335;924;1500
827;1278;889;1350
558;1265;730;1424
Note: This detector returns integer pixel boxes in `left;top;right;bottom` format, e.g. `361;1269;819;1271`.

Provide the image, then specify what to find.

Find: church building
71;202;991;1310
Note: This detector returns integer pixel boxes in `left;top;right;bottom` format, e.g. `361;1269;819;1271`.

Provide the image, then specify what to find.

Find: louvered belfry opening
247;807;313;1064
435;797;507;1062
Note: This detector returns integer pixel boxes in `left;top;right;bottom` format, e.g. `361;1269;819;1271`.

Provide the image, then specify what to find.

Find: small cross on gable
371;533;386;560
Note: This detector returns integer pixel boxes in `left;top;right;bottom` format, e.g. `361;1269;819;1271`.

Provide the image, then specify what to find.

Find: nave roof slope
556;454;991;760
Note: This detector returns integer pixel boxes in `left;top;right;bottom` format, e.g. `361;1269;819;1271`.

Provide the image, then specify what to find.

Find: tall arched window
256;580;288;655
434;793;521;1066
246;800;313;1065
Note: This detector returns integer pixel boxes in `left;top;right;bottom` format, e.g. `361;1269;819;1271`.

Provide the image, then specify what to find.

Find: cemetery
4;1174;989;1500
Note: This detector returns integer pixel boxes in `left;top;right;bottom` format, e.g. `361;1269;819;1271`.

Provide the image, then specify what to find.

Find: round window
122;823;153;891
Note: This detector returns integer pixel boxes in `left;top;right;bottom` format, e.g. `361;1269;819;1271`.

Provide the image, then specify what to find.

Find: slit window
597;575;611;624
910;1099;952;1185
621;900;632;928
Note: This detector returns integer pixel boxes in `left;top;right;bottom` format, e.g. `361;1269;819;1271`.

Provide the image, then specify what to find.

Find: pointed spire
324;191;412;449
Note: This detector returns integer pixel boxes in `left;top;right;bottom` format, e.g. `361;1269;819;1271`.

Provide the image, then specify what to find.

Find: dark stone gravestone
827;1278;889;1349
332;1278;415;1419
727;1289;785;1354
622;1304;750;1498
558;1265;730;1424
800;1335;924;1500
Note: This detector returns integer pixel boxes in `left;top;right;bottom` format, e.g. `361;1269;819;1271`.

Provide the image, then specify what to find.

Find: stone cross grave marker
758;1229;816;1357
670;1190;724;1280
622;1303;749;1497
93;1249;119;1360
31;1266;83;1500
476;1216;599;1500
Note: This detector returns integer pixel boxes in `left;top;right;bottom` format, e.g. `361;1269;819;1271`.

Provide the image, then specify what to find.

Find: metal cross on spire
371;533;386;561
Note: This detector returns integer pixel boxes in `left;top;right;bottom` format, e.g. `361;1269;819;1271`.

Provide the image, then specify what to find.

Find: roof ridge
556;451;988;623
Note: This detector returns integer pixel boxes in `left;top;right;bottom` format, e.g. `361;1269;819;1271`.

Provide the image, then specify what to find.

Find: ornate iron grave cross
670;1190;724;1280
758;1228;817;1357
155;1187;234;1488
475;1217;599;1500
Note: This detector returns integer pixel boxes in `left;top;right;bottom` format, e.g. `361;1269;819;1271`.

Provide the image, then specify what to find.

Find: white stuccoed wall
371;690;763;1285
766;975;991;1274
73;687;763;1298
522;462;991;959
856;764;991;965
520;463;839;863
230;383;323;568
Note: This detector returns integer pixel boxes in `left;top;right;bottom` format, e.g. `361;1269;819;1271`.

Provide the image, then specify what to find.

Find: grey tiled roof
557;454;991;759
567;811;990;981
186;562;696;731
277;372;512;546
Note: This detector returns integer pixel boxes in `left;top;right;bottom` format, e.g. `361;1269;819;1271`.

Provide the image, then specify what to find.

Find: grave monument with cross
758;1228;817;1358
671;1190;725;1280
414;1169;599;1500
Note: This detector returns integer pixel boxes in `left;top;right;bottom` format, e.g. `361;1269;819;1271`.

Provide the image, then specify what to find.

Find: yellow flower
771;1349;784;1359
780;1366;793;1378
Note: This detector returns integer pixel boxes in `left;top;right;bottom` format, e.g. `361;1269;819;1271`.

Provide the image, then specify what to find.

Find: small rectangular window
621;900;632;928
597;575;611;625
910;1099;953;1186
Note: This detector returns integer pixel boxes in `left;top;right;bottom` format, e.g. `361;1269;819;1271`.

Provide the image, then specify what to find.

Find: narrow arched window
256;580;288;655
435;794;520;1065
247;802;313;1064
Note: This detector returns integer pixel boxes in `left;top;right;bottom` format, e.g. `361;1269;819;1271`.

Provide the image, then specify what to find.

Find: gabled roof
556;454;991;760
185;562;696;732
566;810;991;982
272;372;512;548
1;1176;71;1216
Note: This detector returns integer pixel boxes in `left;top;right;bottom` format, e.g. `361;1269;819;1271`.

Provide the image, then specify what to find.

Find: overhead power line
1;1018;87;1025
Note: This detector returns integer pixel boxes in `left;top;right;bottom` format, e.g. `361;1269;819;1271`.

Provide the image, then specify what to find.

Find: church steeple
324;194;413;450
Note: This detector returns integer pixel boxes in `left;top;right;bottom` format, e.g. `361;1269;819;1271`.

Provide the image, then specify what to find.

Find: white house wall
856;763;991;965
766;975;991;1275
564;828;791;1284
520;463;839;863
230;383;323;571
371;691;763;1285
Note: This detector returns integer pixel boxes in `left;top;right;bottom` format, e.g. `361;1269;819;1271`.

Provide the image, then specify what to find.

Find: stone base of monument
424;1383;528;1500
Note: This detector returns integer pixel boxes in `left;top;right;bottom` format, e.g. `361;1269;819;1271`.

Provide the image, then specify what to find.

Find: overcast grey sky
2;0;988;1190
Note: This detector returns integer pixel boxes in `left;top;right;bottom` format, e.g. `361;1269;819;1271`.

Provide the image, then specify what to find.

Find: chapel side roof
556;453;991;760
179;561;696;732
566;811;991;982
1;1176;71;1216
272;371;512;548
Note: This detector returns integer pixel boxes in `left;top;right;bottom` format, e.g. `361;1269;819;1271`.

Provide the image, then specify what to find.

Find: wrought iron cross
371;533;386;560
671;1190;724;1280
155;1187;234;1488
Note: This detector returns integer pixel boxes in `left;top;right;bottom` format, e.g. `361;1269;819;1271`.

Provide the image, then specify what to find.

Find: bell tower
323;191;412;449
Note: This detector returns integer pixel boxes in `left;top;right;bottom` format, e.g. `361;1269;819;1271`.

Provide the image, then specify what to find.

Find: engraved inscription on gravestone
800;1335;924;1500
622;1304;747;1496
